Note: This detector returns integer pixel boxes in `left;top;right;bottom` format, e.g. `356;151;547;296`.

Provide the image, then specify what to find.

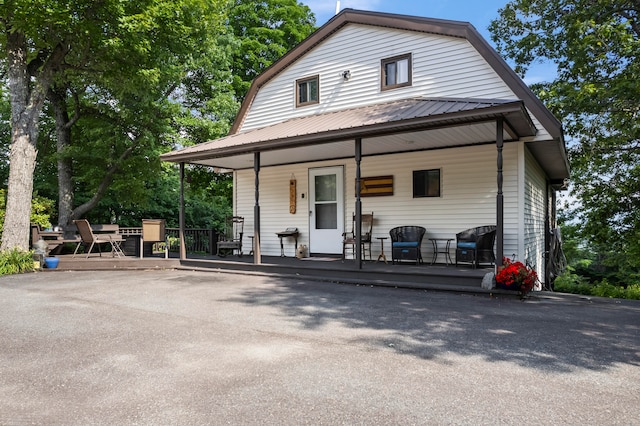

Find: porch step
179;258;489;291
44;254;492;294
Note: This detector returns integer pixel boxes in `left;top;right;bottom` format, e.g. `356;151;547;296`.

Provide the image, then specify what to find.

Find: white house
161;9;569;284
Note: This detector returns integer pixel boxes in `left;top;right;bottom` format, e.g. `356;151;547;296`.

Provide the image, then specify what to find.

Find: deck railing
120;227;218;255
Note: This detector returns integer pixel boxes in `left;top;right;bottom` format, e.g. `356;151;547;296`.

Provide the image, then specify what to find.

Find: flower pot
44;257;59;269
496;281;519;291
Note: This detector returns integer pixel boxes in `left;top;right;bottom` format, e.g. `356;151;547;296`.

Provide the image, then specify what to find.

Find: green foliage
0;189;55;234
555;271;640;300
0;248;35;275
229;0;316;100
490;0;640;282
555;213;640;295
2;0;317;236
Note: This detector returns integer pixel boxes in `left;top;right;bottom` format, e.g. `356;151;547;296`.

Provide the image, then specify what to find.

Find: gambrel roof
162;9;569;183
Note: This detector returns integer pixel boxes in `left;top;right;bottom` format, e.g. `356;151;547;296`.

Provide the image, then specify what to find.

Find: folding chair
73;219;124;258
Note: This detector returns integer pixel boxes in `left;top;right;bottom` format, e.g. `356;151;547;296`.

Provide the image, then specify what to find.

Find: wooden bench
31;224;80;254
32;223;124;255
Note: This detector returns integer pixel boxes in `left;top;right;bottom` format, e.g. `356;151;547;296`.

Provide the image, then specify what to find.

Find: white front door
308;166;344;254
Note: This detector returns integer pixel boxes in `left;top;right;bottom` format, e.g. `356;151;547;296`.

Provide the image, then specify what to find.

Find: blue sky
304;0;556;84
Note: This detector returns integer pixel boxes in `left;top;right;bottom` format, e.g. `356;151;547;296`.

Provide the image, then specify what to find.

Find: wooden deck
47;252;498;293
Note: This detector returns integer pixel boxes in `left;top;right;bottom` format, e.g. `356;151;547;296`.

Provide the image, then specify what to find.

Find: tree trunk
1;30;68;251
49;87;75;227
2;129;38;251
1;32;40;251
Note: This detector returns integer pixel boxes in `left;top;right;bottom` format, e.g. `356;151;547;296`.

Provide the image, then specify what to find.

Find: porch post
254;152;261;264
179;162;187;260
496;118;504;268
355;138;362;269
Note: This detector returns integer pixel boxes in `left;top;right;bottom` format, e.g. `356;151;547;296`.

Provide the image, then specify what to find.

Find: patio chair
342;212;374;260
73;219;124;258
455;225;496;268
389;226;426;265
216;216;244;257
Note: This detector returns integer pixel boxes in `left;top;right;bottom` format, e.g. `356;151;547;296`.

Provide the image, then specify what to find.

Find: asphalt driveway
1;269;639;425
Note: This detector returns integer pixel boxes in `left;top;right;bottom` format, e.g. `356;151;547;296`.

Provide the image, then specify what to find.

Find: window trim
412;168;441;198
295;75;319;107
381;53;412;91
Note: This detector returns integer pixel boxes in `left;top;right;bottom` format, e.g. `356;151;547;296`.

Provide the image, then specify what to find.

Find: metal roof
161;97;540;167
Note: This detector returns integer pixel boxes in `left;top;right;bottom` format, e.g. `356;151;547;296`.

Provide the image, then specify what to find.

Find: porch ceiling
161;97;568;180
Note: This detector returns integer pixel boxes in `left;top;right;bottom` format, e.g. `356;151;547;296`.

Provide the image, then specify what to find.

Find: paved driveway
1;269;639;425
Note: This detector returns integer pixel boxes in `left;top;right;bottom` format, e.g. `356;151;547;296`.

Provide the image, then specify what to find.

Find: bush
0;248;35;275
554;271;640;300
0;189;55;235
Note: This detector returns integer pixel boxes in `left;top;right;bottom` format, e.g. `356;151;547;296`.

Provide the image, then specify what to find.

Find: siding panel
524;147;548;283
241;25;517;130
236;144;521;259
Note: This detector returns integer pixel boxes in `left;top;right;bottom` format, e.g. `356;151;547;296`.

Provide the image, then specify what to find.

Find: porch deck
49;253;496;293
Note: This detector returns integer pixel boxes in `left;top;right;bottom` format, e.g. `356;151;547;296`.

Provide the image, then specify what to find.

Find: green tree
490;0;640;279
228;0;316;100
49;0;234;227
0;0;232;249
0;0;72;250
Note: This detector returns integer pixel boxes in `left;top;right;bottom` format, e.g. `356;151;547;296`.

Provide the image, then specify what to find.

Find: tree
228;0;316;100
0;0;231;250
0;0;73;250
489;0;640;275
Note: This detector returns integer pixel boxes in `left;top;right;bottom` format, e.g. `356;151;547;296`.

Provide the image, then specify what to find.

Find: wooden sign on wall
289;179;296;214
357;175;394;197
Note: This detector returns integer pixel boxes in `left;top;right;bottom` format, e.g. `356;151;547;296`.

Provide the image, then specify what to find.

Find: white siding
524;146;548;284
240;24;551;141
236;143;521;259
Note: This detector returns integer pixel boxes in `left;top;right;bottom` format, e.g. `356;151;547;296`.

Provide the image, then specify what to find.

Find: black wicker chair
389;226;426;265
455;225;496;268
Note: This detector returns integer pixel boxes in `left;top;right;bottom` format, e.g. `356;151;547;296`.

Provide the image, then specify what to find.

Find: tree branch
71;144;136;220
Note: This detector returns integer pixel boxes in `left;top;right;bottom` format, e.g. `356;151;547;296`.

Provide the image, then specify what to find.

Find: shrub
0;189;55;235
554;271;640;300
0;248;35;275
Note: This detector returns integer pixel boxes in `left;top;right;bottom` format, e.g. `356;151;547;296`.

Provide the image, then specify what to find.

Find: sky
303;0;557;85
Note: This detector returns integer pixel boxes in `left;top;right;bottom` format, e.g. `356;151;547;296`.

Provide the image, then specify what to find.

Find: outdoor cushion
392;241;420;248
457;241;477;249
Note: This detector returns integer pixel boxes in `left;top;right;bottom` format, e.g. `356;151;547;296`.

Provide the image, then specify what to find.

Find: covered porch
161;97;568;281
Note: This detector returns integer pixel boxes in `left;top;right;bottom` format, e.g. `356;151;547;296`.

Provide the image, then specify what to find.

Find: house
161;9;569;284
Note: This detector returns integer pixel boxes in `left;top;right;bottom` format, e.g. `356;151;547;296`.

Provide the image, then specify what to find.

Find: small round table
429;238;453;266
376;237;388;264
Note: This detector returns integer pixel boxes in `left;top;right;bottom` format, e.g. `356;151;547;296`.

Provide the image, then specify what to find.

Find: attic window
381;54;412;90
296;75;319;107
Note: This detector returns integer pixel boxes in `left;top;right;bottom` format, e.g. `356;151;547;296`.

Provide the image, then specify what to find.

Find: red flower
496;257;538;295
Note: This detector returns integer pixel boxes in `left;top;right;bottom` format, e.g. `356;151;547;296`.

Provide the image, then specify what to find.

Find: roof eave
161;102;532;164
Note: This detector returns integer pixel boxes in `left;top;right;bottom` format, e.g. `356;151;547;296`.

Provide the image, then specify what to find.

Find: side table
276;229;299;257
429;238;453;266
376;237;388;264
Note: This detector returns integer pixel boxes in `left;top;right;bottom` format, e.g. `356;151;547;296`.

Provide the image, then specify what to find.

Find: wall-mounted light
342;70;351;81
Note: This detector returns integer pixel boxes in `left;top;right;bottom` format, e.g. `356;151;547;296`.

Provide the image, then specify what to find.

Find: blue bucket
44;257;59;269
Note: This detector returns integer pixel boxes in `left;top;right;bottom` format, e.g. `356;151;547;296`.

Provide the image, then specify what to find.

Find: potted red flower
495;257;538;297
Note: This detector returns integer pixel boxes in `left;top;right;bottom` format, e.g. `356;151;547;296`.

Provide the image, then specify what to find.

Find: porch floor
48;252;498;294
